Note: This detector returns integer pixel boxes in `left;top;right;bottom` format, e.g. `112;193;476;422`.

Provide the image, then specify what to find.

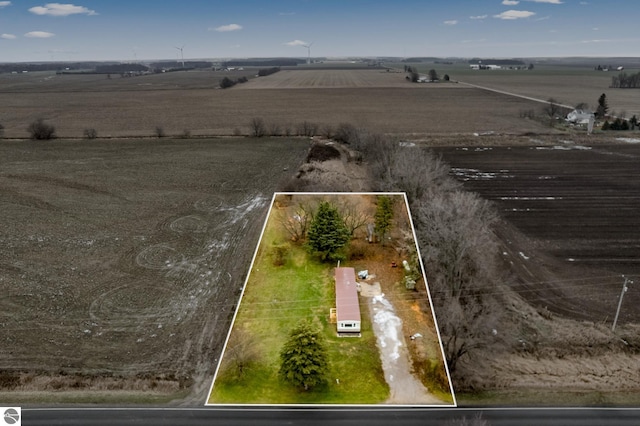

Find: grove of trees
610;71;640;88
349;130;504;381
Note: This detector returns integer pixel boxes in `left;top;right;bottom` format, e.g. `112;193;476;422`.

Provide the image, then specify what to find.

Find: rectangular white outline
205;192;457;407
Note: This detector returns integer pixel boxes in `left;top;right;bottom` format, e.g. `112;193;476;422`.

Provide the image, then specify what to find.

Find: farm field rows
0;137;309;402
433;141;640;324
453;70;639;118
0;69;553;138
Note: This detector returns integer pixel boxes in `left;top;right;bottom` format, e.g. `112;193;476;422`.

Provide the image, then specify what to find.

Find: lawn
208;197;389;404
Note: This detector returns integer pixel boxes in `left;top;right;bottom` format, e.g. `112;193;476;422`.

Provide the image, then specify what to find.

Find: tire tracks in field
85;192;269;378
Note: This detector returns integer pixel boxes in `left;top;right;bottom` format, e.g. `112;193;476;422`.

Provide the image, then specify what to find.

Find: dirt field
433;140;640;323
0;137;309;402
454;70;640;118
4;65;640;404
0;69;553;138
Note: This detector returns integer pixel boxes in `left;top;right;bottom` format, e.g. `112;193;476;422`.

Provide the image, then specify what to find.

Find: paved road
22;407;640;425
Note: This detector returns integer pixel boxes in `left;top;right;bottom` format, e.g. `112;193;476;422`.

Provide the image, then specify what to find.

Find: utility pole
612;276;632;331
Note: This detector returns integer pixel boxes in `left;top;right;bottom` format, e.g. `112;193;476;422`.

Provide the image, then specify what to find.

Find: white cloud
494;10;536;20
444;20;458;25
284;39;308;47
503;0;520;5
470;15;488;20
213;23;242;32
25;31;55;38
1;33;17;39
0;1;12;8
29;3;97;17
526;0;563;3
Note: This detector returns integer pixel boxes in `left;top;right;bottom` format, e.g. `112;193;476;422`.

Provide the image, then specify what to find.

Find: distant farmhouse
334;267;361;335
566;109;595;125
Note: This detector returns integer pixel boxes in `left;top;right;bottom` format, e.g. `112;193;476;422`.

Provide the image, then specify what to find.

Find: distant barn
334;267;361;334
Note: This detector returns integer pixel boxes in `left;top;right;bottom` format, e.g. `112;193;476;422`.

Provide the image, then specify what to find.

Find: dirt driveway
360;281;447;405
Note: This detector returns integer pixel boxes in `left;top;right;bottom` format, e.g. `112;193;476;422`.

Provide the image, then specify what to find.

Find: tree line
610;71;640;88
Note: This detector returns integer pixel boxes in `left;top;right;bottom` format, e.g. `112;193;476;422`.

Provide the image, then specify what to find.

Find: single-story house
334;267;361;334
566;109;595;125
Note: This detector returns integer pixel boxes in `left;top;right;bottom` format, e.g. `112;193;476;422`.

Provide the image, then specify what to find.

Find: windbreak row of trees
338;129;503;387
611;71;640;88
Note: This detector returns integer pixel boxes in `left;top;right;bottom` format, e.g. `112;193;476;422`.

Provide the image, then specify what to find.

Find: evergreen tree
374;195;394;246
306;201;350;261
596;93;609;118
279;321;329;391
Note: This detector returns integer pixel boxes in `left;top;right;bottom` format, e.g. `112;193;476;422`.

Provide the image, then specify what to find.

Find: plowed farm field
0;69;553;138
433;140;640;324
0;137;309;401
235;69;440;89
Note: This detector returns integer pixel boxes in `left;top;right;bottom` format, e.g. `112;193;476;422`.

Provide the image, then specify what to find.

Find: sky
0;0;638;62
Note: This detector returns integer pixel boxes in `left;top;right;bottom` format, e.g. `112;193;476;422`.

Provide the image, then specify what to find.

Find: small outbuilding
334;267;361;334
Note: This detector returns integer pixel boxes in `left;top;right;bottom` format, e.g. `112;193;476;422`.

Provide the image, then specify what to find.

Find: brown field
0;69;554;138
433;142;640;323
235;69;443;89
3;65;640;405
456;70;640;118
0;137;309;402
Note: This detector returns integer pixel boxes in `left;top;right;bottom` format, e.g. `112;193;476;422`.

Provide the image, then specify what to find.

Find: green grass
208;208;389;404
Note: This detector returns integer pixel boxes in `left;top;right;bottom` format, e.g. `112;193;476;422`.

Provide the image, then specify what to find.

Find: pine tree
279;321;329;391
374;195;394;246
306;201;350;261
596;93;609;119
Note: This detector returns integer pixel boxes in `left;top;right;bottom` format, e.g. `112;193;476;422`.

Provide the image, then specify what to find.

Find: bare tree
376;145;460;203
250;117;266;137
220;328;260;378
543;97;562;124
277;201;315;242
413;191;503;373
335;198;370;237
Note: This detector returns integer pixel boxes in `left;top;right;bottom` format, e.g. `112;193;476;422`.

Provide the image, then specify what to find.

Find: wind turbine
174;45;185;68
303;41;313;65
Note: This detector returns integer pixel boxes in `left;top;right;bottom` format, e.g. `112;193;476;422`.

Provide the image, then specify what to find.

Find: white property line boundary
205;192;456;407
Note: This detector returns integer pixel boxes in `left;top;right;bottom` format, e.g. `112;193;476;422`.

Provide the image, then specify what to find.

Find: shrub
257;67;280;77
333;123;360;144
27;118;56;140
268;122;282;137
155;126;166;138
271;243;290;266
83;128;98;139
0;123;4;139
220;77;236;89
320;125;334;139
250;117;266;137
297;121;318;137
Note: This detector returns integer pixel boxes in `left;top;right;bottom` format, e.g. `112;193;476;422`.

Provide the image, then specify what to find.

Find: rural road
458;81;575;110
21;407;640;425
